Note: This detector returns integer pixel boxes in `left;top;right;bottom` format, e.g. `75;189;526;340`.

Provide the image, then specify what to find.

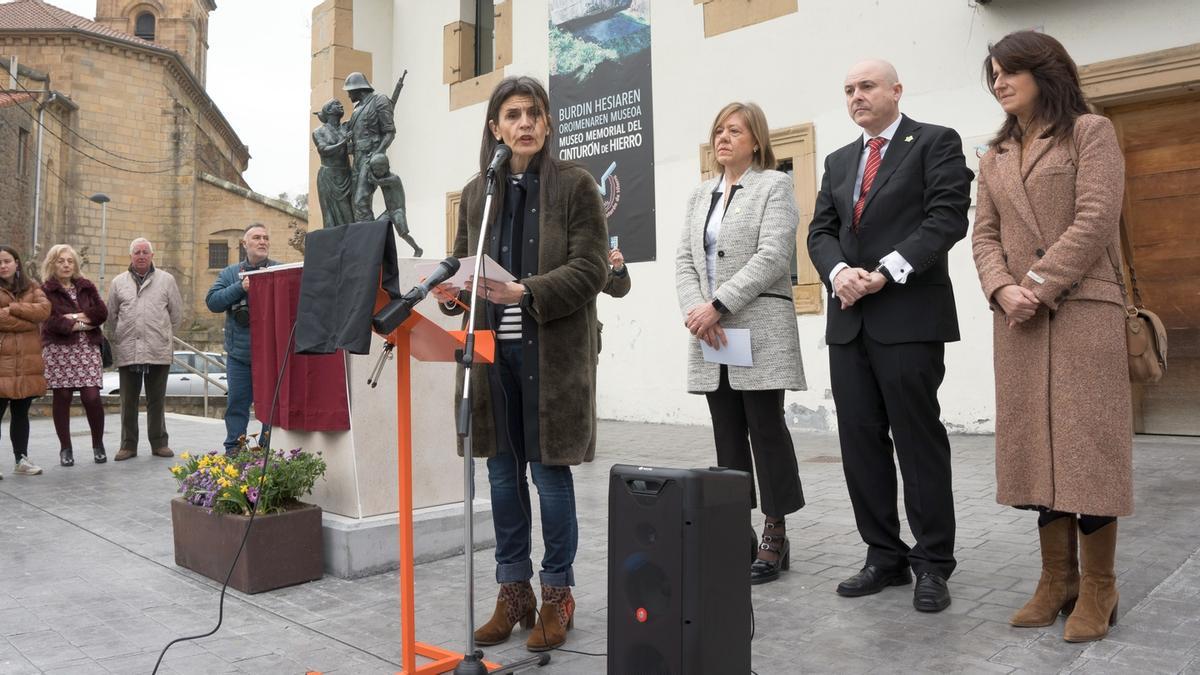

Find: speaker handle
625;478;666;495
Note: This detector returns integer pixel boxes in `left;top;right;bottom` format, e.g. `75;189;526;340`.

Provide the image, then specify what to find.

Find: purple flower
247;487;259;504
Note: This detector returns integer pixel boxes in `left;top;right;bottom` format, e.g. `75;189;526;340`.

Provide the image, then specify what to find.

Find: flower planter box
170;497;324;594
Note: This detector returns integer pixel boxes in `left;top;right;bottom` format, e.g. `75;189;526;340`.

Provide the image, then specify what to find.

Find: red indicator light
636;608;648;623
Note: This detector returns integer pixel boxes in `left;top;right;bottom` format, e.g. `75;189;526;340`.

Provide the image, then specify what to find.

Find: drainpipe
31;86;58;254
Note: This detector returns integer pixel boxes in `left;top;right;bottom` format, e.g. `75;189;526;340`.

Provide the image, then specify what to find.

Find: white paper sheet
700;328;753;367
414;255;515;289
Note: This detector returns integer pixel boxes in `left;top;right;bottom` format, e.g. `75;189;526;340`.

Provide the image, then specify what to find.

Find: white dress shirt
705;173;740;293
830;114;914;288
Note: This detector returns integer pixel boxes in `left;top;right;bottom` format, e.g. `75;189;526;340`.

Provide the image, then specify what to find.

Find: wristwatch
711;298;730;315
872;263;894;283
519;287;533;310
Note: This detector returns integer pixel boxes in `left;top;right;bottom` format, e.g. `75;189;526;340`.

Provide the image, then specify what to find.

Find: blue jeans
486;341;578;587
223;355;269;452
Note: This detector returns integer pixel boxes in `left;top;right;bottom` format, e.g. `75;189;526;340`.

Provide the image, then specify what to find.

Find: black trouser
119;365;170;451
1039;510;1116;535
830;332;956;579
705;366;805;518
0;396;34;461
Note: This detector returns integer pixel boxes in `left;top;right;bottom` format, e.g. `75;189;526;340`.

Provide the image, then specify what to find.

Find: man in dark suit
807;60;973;612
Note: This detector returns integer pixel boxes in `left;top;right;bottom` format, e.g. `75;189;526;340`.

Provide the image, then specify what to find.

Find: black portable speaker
607;464;751;675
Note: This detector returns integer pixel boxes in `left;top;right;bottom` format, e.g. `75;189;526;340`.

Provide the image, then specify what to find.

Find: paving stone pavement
1;412;1198;674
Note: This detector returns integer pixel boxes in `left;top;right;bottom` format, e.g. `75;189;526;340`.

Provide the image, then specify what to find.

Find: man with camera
206;223;275;453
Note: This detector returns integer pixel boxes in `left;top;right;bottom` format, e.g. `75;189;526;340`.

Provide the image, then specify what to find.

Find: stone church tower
93;0;215;84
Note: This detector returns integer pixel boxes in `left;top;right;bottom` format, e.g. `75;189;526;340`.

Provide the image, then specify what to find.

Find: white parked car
102;352;227;397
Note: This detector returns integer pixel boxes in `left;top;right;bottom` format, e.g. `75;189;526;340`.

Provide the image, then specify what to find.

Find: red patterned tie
853;136;888;231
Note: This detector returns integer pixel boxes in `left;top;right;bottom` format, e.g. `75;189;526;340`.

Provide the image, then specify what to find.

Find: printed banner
549;0;656;262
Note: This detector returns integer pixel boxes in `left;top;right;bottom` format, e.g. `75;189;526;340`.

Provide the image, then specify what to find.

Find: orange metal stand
388;310;497;674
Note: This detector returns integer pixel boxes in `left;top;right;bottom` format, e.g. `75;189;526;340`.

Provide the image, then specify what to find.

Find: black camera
231;299;250;327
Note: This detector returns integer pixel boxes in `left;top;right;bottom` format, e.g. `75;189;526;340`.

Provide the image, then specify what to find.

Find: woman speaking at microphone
437;75;608;652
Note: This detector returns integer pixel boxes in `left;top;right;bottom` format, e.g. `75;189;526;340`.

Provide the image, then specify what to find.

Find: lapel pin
904;135;914;143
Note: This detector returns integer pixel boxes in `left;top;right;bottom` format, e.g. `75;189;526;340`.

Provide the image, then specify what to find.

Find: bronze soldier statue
344;72;396;222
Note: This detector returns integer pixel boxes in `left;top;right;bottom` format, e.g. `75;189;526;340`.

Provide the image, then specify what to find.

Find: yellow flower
224;465;238;477
180;452;191;460
240;485;249;494
218;478;231;488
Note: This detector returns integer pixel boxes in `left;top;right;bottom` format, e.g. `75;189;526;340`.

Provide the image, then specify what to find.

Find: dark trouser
51;387;105;451
486;341;578;587
705;366;805;517
0;397;34;461
830;332;956;579
1039;510;1116;535
119;365;170;451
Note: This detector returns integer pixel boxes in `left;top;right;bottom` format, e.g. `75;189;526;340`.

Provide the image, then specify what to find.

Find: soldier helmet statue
343;72;373;92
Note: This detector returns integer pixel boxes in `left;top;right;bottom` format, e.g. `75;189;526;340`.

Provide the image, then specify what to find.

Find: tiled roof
0;0;151;48
0;90;36;108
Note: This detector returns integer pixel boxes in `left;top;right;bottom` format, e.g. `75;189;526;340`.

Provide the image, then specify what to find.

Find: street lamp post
88;193;110;289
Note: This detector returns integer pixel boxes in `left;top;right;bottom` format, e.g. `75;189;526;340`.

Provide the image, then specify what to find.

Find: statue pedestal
271;257;492;578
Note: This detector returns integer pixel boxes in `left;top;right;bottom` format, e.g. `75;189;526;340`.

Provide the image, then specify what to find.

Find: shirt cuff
879;251;913;284
829;262;849;287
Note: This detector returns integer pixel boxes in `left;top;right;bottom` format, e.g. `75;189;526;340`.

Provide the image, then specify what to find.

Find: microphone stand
453;164;549;675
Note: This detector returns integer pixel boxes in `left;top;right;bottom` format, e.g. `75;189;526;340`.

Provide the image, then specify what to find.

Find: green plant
550;26;618;81
170;447;327;515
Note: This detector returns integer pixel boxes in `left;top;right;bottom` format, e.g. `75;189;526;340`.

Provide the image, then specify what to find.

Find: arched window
134;12;156;41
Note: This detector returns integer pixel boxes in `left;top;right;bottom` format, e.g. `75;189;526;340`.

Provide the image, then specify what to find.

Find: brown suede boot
1010;515;1079;627
526;584;575;652
474;581;536;646
1064;521;1119;642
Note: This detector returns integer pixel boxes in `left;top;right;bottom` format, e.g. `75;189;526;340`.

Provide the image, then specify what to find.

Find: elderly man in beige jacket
108;238;184;460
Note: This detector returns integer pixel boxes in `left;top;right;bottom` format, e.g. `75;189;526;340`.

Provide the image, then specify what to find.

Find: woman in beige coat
0;245;51;477
973;31;1130;643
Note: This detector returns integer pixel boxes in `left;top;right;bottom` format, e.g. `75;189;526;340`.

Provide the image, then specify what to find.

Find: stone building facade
0;0;305;350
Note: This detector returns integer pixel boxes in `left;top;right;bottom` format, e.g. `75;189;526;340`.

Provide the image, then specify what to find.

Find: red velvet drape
249;266;350;431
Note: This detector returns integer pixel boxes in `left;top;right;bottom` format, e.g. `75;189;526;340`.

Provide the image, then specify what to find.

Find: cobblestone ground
1;413;1198;674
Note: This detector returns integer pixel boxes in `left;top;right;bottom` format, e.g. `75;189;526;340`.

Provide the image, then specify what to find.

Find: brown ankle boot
474;581;536;646
1011;515;1079;627
1064;521;1119;642
526;584;575;652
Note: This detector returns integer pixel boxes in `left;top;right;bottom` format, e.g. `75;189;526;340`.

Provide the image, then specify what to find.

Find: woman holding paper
675;101;806;585
438;75;608;652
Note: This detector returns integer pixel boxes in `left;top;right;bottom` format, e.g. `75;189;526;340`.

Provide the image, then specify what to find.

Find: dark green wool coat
446;164;608;466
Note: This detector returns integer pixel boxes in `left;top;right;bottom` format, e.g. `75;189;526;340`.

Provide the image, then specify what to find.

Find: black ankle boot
751;520;790;585
60;449;74;467
93;447;107;464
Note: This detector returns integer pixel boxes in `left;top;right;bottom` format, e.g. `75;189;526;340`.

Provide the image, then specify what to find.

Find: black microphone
372;256;461;334
486;143;512;178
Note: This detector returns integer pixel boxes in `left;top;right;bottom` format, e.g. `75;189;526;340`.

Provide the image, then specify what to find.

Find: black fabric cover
295;218;401;355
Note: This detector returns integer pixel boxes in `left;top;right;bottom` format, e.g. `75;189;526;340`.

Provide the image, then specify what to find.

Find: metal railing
172;336;227;418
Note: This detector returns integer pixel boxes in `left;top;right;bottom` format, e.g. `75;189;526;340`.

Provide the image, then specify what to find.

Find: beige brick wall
0;33;305;355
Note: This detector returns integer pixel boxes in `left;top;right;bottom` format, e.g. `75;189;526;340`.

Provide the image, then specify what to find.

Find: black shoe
836;564;912;597
750;522;790;585
59;449;74;467
913;571;951;612
93;448;107;464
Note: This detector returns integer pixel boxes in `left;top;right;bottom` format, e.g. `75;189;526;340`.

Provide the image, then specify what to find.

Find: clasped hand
685;303;727;349
994;284;1040;327
834;267;886;309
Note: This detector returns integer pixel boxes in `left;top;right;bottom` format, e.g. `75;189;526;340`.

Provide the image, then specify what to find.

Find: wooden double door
1108;93;1200;435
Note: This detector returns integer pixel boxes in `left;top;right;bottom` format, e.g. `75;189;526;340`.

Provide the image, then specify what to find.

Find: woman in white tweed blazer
675;101;806;585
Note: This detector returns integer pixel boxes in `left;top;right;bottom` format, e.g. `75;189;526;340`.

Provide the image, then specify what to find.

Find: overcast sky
51;0;319;201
